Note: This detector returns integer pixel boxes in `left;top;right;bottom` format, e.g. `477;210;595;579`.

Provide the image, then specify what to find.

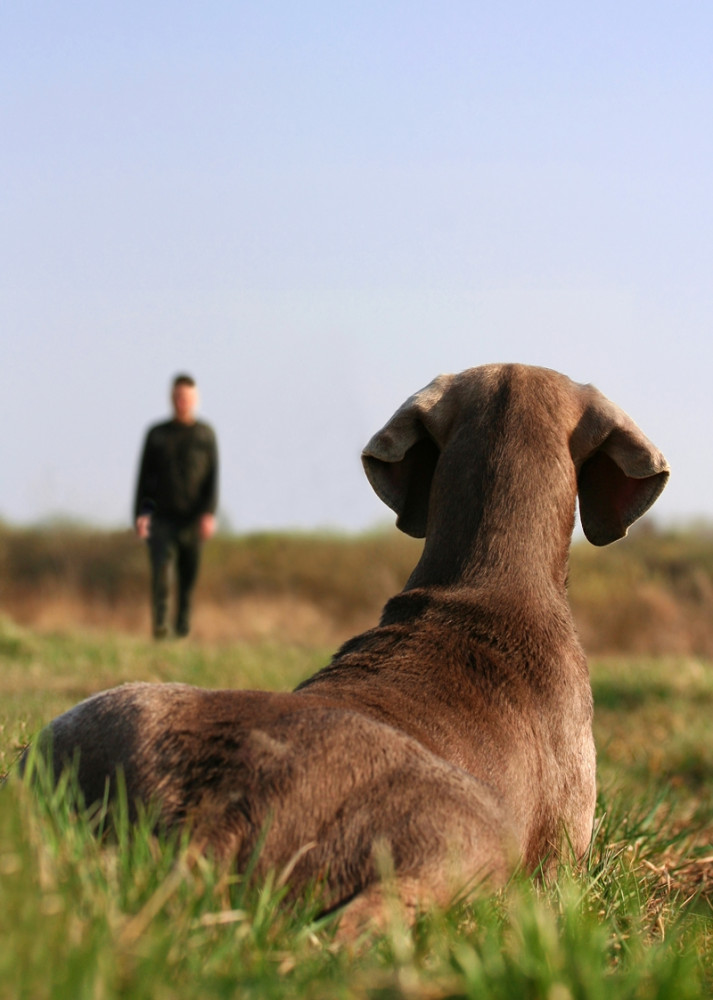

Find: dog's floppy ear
361;375;454;537
575;391;669;546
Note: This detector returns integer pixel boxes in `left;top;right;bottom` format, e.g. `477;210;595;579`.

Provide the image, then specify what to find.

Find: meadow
1;525;713;997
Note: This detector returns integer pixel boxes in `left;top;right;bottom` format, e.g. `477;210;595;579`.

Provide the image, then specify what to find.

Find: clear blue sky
2;2;711;533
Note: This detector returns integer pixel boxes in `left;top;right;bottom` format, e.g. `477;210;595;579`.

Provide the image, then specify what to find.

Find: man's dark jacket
134;419;218;524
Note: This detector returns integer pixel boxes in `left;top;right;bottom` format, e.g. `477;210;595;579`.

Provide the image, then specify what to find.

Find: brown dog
26;364;669;931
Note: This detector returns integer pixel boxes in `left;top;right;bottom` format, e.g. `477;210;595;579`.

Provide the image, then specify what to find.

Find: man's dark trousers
147;517;202;638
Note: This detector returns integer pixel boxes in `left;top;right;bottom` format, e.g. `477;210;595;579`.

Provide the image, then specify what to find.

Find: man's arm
197;426;219;539
136;514;151;539
198;512;216;541
134;429;157;537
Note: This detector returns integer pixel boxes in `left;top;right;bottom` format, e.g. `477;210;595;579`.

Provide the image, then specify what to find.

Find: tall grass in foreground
1;626;713;997
1;774;710;999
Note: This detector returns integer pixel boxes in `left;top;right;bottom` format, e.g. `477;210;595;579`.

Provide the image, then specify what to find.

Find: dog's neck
404;408;577;599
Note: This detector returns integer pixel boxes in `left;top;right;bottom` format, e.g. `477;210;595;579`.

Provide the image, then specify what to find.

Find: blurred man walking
134;374;219;638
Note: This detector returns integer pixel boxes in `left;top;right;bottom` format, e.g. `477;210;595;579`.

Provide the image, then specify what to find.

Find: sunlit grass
2;625;713;997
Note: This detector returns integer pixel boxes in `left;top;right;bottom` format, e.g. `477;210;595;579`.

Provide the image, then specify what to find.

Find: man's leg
148;519;176;639
175;524;201;637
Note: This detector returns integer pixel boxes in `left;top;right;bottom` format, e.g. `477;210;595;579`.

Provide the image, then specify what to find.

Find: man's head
171;374;198;424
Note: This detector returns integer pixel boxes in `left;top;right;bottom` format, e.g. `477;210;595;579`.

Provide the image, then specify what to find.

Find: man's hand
135;514;151;540
199;513;216;541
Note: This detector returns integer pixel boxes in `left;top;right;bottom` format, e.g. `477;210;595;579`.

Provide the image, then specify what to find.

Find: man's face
172;383;198;423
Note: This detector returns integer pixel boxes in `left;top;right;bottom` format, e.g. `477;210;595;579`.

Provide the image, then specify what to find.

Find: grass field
1;618;713;998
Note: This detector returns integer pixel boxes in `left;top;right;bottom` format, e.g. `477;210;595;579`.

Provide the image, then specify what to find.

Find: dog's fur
25;364;669;930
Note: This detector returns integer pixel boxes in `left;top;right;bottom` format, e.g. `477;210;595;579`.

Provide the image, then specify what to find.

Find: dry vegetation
0;525;420;644
3;524;713;995
2;521;713;654
2;626;713;996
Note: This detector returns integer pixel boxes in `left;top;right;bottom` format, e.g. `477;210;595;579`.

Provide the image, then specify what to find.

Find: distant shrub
3;522;713;654
199;530;421;619
569;524;713;656
0;527;145;604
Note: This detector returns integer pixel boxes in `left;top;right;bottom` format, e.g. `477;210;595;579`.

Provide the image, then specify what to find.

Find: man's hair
172;373;196;389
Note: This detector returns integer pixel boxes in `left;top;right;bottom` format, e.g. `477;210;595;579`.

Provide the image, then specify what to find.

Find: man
134;374;219;638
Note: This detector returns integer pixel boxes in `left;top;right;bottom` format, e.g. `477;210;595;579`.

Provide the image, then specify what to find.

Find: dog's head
362;363;669;545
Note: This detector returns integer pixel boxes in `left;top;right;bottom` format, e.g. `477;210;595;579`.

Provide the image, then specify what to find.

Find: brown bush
3;522;713;654
0;526;422;645
569;524;713;657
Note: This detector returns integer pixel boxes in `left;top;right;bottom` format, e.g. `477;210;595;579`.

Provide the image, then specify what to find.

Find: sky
2;2;712;535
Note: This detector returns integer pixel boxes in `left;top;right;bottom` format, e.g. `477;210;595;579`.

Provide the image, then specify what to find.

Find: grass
2;620;713;998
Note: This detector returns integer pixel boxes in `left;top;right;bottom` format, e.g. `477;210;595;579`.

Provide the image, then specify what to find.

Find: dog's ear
574;391;669;546
361;375;455;537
